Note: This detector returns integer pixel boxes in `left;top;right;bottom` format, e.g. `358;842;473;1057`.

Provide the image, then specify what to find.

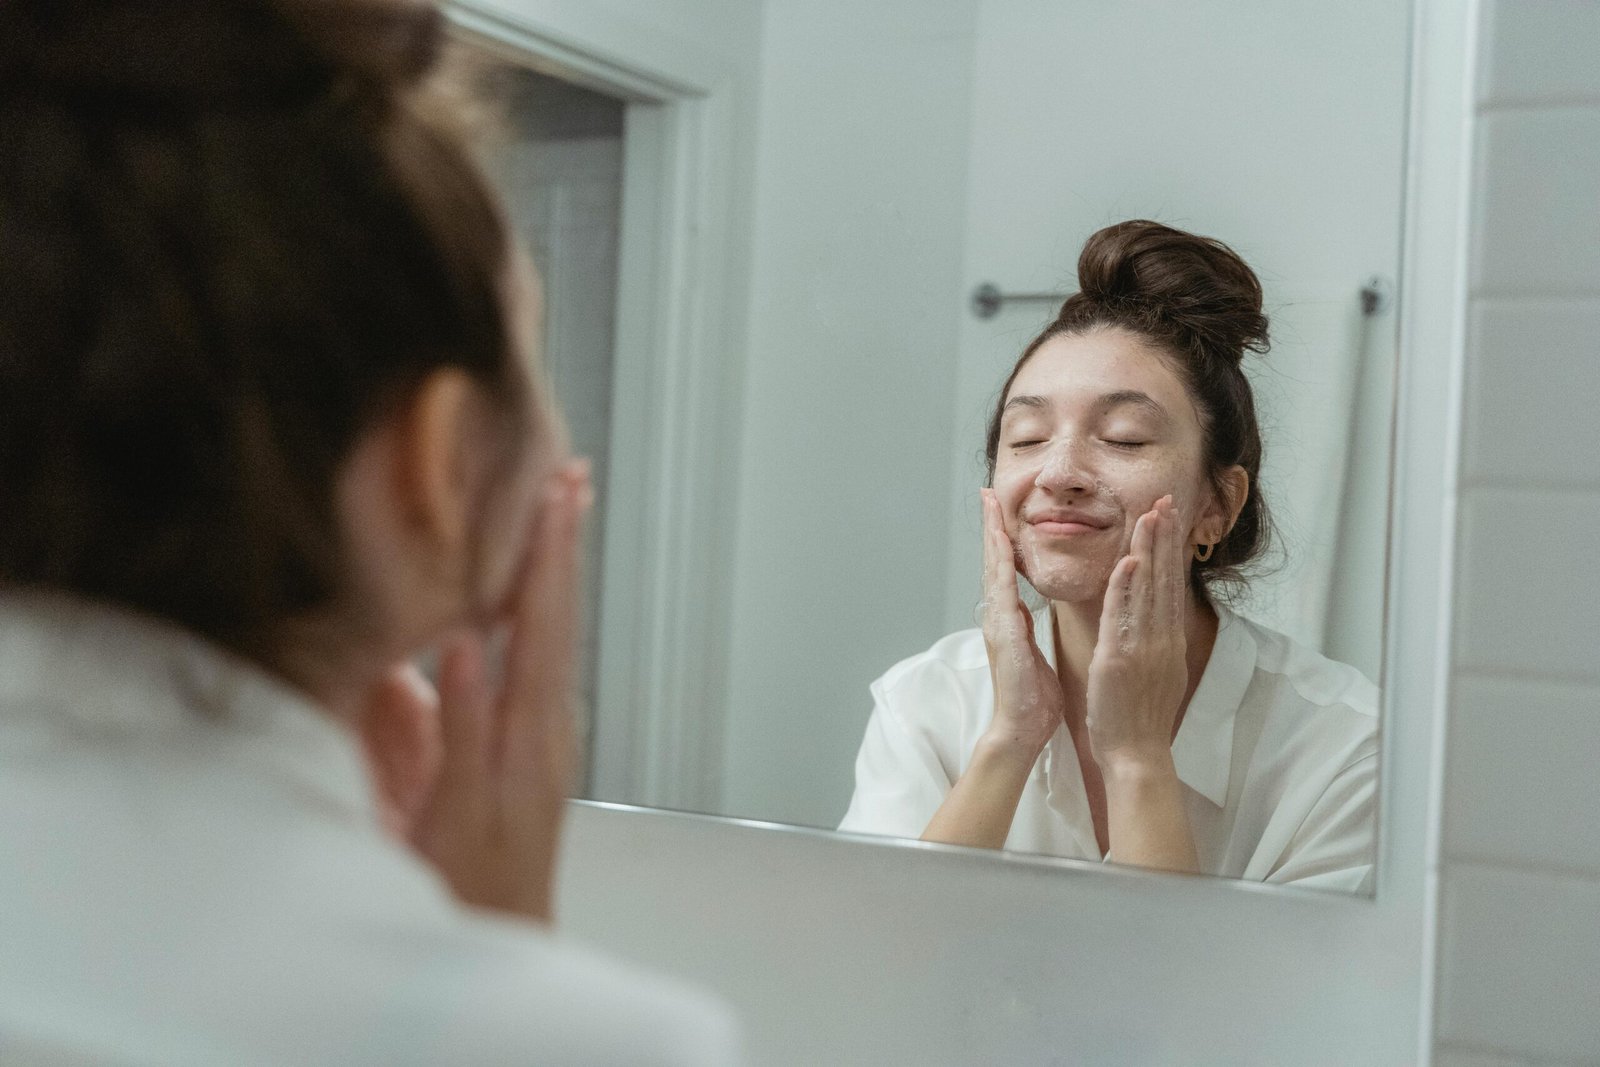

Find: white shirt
0;594;740;1066
839;603;1378;892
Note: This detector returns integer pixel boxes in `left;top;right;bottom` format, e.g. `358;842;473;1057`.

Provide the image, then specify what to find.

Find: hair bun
1076;219;1270;362
0;0;441;111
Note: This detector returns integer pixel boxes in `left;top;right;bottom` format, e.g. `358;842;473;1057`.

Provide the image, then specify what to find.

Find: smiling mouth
1027;518;1110;537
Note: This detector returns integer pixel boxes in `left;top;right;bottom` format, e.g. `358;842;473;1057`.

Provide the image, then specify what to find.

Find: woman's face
991;326;1216;605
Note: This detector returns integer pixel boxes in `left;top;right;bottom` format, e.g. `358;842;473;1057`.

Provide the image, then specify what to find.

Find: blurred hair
0;0;532;653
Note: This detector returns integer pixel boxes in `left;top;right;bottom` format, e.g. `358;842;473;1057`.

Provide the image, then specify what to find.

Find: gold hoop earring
1194;542;1214;563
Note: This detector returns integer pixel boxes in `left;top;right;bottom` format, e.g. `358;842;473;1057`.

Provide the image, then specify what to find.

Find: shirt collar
0;592;377;825
1036;599;1253;808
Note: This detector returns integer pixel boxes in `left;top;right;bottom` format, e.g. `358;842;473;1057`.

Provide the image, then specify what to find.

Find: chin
1017;556;1114;605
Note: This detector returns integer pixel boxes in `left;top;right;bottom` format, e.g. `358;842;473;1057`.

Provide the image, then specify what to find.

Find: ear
1193;466;1249;550
394;367;485;563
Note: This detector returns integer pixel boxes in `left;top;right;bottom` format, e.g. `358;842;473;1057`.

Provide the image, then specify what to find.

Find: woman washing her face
840;221;1378;891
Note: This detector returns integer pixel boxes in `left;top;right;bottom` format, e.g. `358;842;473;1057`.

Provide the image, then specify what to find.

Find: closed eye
1007;439;1046;449
1103;439;1148;449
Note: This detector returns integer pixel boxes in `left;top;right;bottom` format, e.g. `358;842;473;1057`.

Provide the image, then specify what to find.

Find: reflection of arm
1102;753;1200;874
921;735;1038;849
1265;752;1378;891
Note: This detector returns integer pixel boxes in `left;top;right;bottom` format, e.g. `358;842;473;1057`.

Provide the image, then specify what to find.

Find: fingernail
564;457;592;486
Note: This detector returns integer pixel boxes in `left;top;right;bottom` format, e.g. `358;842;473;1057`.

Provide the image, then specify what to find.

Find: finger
359;663;443;836
435;634;493;783
980;488;999;591
1163;495;1187;626
1128;507;1157;621
980;489;1029;638
1097;553;1138;655
981;489;1014;593
499;462;592;773
1150;495;1176;623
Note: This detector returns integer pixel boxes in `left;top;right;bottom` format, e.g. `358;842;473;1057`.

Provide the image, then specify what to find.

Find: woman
0;0;736;1062
839;220;1378;891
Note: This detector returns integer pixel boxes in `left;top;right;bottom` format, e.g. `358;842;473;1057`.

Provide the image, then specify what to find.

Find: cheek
1118;449;1209;525
990;464;1034;527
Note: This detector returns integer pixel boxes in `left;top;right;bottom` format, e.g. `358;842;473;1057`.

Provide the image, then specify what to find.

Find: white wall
943;0;1407;682
1431;3;1600;1064
717;0;981;827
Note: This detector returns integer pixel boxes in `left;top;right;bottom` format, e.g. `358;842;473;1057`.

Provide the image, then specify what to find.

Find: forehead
1006;327;1195;418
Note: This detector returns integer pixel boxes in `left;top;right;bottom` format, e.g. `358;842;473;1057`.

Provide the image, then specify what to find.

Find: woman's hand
978;486;1064;758
363;459;593;923
1085;494;1198;872
1085;494;1188;769
920;488;1063;849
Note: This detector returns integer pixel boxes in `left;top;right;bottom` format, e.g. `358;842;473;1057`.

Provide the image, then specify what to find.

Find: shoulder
873;624;991;699
1230;612;1379;763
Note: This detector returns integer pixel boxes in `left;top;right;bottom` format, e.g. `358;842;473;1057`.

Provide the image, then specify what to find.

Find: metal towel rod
970;276;1395;320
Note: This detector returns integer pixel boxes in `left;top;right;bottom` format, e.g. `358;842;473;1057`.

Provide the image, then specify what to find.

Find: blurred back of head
0;0;527;656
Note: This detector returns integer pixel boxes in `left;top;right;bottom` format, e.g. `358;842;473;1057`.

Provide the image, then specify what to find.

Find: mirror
464;0;1408;894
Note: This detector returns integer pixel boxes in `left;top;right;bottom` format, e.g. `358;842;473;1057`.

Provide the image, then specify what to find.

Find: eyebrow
1000;394;1049;417
1097;390;1169;421
1000;391;1170;420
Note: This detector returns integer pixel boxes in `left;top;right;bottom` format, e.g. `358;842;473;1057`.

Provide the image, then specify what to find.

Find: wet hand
978;487;1065;758
1085;494;1189;774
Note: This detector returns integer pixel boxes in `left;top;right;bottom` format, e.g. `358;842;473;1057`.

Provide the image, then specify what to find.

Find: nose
1034;438;1091;494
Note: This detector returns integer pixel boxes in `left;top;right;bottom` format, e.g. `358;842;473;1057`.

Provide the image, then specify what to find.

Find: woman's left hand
1084;494;1199;872
1085;494;1189;774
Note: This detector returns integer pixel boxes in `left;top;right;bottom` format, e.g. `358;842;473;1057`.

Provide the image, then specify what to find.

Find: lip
1025;512;1113;537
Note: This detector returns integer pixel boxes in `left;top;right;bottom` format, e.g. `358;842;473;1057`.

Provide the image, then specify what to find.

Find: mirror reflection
838;220;1379;891
470;0;1407;893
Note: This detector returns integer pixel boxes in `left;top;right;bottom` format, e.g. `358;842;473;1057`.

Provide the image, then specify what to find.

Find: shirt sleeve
836;673;956;839
1262;752;1378;891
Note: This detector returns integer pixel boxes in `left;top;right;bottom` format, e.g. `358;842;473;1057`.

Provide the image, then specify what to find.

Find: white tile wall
1471;111;1600;296
1437;864;1600;1061
1452;488;1600;680
1435;1;1600;1064
1443;674;1600;875
1460;300;1600;489
1479;0;1600;106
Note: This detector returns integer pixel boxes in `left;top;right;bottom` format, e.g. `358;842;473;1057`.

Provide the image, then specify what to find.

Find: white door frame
447;1;745;814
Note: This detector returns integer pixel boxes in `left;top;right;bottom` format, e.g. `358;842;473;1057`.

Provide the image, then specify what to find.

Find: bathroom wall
1431;2;1600;1064
717;0;980;827
718;0;1405;831
940;0;1406;675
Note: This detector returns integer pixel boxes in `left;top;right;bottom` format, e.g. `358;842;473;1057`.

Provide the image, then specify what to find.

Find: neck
270;611;398;725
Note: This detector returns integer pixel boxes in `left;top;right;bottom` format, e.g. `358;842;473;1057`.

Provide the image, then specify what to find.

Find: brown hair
0;0;527;654
984;219;1273;597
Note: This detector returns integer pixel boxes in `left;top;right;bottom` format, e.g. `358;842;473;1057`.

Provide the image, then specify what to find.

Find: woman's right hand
978;487;1064;758
920;489;1063;848
363;459;593;924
